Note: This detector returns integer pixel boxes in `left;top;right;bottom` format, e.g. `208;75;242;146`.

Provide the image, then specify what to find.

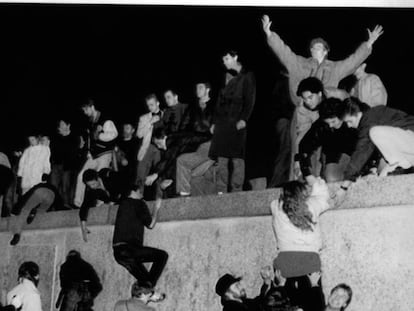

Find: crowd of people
1;12;414;311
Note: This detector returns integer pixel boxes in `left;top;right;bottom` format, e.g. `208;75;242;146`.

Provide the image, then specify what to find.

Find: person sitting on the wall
9;175;64;246
56;250;102;311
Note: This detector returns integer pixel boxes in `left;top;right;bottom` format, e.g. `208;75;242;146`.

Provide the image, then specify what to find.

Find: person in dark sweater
297;98;358;183
56;250;102;311
9;177;64;245
112;183;168;294
115;122;141;188
78;169;109;243
330;97;414;194
145;128;211;197
50;118;81;207
161;89;189;134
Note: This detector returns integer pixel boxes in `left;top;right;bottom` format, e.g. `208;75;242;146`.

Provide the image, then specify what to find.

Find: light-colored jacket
355;73;387;107
271;178;330;253
7;279;42;311
18;145;51;190
137;112;157;161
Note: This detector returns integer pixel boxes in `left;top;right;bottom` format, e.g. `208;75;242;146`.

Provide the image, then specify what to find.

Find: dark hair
196;82;212;90
152;127;167;140
296;77;324;97
57;117;72;126
131;281;153;298
280;181;315;231
18;261;39;284
81;98;95;108
164;88;177;96
222;49;239;58
145;93;159;102
318;98;344;120
82;169;98;184
309;37;330;53
330;283;353;310
339;96;370;119
338;75;358;94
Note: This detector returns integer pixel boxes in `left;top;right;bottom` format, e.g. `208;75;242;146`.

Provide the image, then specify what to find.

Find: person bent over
113;183;168;292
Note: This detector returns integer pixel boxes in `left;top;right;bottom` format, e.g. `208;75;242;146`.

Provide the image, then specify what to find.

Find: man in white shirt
7;261;42;311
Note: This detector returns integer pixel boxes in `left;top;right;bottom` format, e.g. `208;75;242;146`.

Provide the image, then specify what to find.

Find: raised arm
261;15;308;75
334;25;384;81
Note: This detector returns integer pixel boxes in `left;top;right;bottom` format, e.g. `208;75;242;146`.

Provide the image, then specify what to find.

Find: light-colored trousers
369;126;414;169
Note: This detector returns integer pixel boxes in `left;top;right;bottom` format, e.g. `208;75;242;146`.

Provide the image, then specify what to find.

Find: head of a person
131;281;154;303
82;169;100;189
122;122;135;140
215;274;246;302
145;94;160;113
318;98;344;129
127;182;143;200
340;97;367;129
297;77;325;111
164;89;179;107
40;135;50;147
354;63;367;80
27;135;39;146
81;99;96;117
309;37;330;63
327;284;353;311
57;119;71;136
280;181;315;231
222;50;241;71
65;250;81;263
18;261;40;287
196;82;211;100
152;128;167;150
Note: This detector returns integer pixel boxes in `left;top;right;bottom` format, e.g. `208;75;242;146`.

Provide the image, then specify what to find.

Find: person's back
271;179;329;253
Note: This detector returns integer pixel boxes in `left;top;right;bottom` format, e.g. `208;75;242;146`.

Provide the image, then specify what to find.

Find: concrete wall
0;174;414;311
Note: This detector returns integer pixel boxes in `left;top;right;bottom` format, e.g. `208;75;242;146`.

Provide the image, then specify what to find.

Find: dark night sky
0;4;413;179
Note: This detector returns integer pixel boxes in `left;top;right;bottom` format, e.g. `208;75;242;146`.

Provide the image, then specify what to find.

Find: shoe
179;191;190;197
149;291;166;303
26;208;37;224
10;234;20;246
160;179;173;190
388;166;414;176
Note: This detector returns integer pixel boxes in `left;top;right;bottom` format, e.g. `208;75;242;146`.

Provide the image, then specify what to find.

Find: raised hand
367;25;384;48
261;14;272;37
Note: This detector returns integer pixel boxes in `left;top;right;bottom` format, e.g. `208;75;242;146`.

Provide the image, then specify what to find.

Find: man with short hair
326;97;414;193
176;81;215;196
161;89;189;134
145;128;210;197
79;169;113;242
136;94;163;193
114;282;155;311
112;184;168;291
209;50;256;193
50;118;81;207
116;122;140;187
7;261;42;311
353;62;387;107
74;99;118;207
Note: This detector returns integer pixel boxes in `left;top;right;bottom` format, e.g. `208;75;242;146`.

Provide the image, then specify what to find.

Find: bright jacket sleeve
308;178;330;216
332;42;372;81
98;120;118;142
137;114;152;139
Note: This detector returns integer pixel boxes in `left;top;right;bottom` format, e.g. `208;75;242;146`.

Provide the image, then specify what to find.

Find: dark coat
298;120;358;177
345;105;414;180
161;103;189;135
210;69;256;159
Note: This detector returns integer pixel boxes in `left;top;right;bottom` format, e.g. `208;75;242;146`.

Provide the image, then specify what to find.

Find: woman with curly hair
270;176;331;310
